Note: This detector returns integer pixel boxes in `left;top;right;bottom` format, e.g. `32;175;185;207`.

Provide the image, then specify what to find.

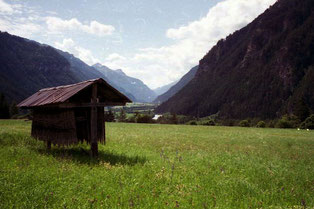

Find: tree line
0;93;19;119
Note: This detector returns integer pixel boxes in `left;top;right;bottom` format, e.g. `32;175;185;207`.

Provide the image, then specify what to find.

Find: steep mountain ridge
156;0;314;119
0;31;78;102
57;51;136;101
93;63;157;102
0;31;150;103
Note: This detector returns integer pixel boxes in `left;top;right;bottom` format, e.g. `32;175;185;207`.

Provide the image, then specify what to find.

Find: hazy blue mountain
153;80;178;96
93;63;157;102
154;66;198;104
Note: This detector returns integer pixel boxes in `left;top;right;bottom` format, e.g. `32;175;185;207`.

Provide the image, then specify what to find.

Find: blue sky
0;0;276;88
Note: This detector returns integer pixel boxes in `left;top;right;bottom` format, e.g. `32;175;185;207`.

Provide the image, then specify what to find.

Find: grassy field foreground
0;120;313;208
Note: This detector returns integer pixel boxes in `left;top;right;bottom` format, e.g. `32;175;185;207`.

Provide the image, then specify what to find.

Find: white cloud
88;21;115;36
166;0;276;41
0;16;42;39
46;17;115;36
105;53;126;62
55;38;100;65
0;0;16;14
104;0;276;88
0;1;43;38
46;17;81;31
0;1;114;38
9;21;41;37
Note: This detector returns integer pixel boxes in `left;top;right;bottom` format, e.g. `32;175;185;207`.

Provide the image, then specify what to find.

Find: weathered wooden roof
18;78;131;108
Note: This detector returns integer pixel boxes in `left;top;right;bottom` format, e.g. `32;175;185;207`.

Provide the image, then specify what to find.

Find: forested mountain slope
156;0;314;120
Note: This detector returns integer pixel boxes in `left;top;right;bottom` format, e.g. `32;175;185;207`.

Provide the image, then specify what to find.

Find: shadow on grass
36;147;147;166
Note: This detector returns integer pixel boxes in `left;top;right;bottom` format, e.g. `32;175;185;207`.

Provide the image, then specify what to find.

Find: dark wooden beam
20;101;128;109
90;84;98;157
104;121;106;145
58;102;126;108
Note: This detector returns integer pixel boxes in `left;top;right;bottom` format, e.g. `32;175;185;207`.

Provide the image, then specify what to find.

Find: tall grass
0;120;313;208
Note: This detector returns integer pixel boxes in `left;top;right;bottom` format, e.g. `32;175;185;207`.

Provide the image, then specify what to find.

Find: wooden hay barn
18;78;131;156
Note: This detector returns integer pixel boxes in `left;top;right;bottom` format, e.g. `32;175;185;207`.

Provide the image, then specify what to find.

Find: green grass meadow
0;120;313;208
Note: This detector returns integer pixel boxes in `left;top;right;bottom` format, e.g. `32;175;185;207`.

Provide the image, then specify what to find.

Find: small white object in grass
153;114;162;120
297;128;300;131
306;129;310;131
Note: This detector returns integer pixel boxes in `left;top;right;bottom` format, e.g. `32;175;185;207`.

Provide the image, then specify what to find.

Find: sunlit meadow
0;120;313;208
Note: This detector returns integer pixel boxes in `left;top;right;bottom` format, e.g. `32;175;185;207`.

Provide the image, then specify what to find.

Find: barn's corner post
104;120;106;145
91;83;98;157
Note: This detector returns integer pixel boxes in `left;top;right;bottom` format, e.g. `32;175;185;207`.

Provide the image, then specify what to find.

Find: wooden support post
103;121;106;145
47;141;51;151
91;84;98;157
91;142;98;157
98;107;105;145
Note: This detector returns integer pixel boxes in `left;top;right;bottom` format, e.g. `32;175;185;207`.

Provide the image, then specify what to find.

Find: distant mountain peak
115;69;125;76
92;63;110;70
93;63;156;102
93;63;103;68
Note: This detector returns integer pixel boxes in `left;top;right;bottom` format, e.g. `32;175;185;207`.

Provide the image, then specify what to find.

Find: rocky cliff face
156;0;314;119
